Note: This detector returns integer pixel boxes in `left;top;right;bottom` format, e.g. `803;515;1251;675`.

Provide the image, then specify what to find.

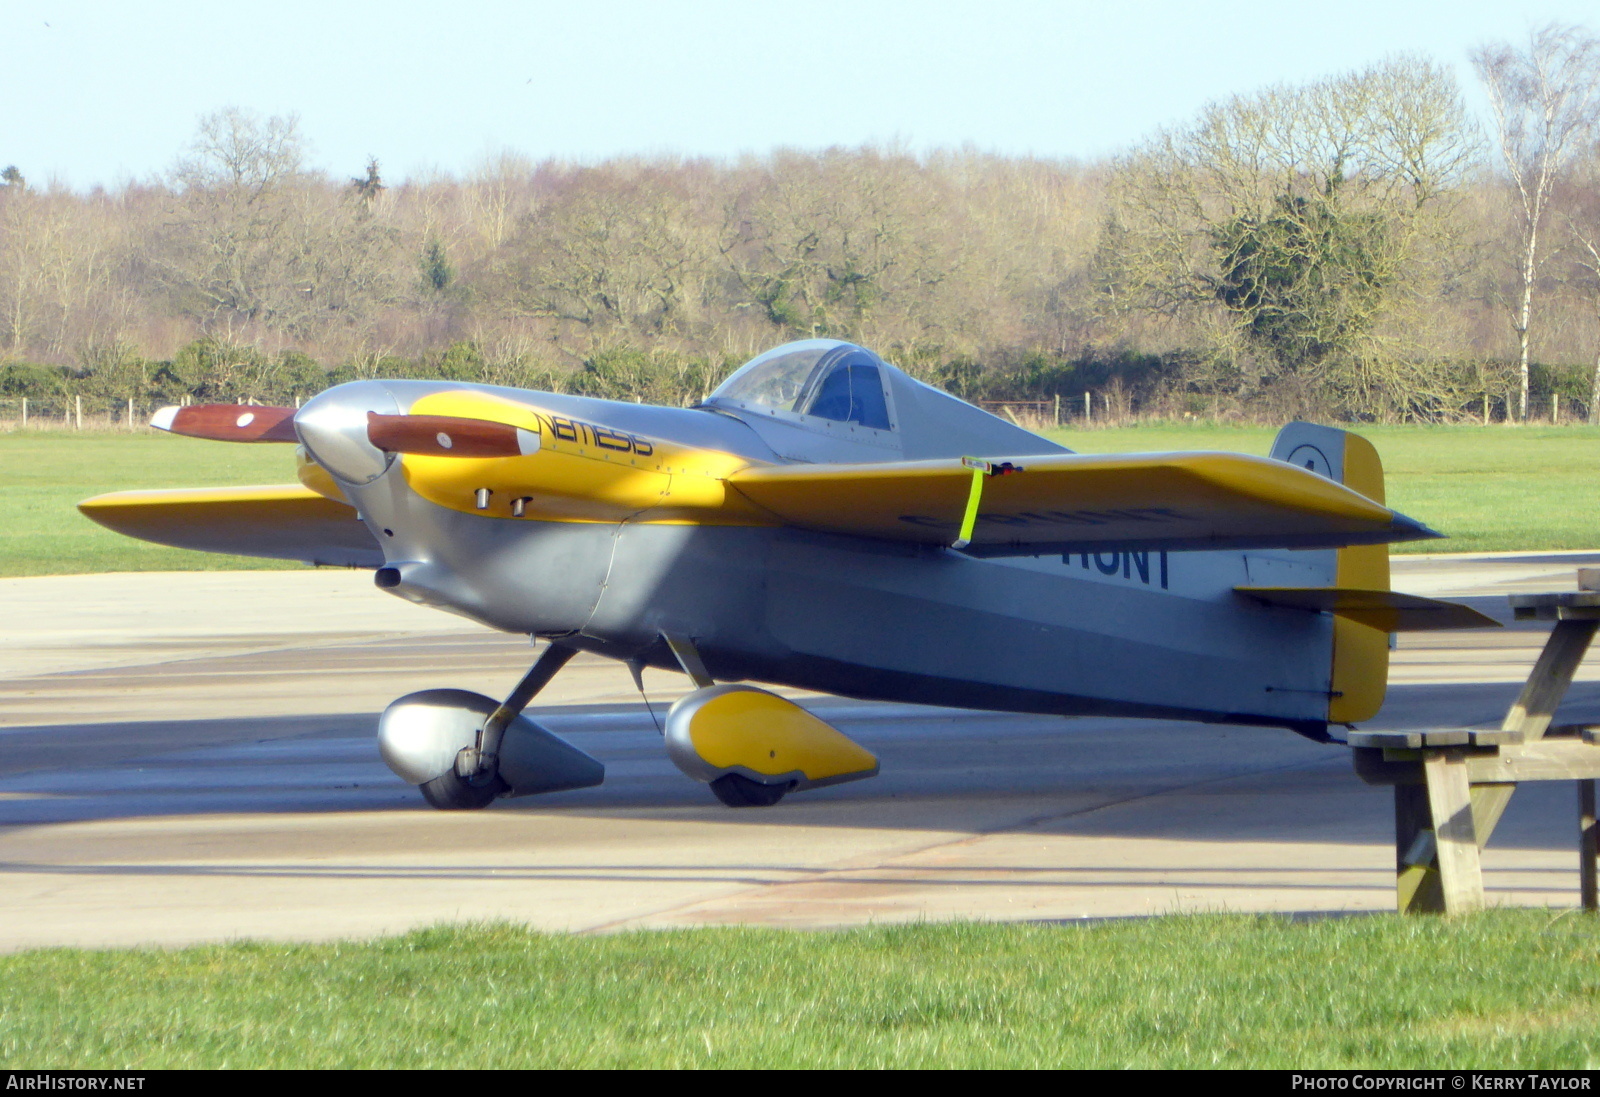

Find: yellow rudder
1327;433;1390;724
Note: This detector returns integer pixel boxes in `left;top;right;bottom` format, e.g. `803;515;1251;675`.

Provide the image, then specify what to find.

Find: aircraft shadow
1;680;1595;859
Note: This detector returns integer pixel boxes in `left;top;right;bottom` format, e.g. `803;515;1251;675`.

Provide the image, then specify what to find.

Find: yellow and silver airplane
79;340;1494;810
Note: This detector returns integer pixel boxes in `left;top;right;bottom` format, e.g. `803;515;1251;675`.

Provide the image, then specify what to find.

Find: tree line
4;26;1600;424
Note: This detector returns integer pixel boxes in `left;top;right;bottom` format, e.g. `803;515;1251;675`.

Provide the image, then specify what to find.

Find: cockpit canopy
706;340;893;432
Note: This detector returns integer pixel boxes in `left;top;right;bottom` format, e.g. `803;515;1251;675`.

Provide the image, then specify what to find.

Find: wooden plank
1509;592;1600;620
1501;619;1599;743
1348;729;1520;750
1357;743;1600;785
1463;740;1600;784
1513;606;1600;621
1423;751;1484;913
1582;780;1597;914
1349;730;1465;749
1471;783;1517;848
1395;783;1444;914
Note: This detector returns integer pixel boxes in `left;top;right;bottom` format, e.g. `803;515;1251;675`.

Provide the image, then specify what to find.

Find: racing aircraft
79;339;1495;810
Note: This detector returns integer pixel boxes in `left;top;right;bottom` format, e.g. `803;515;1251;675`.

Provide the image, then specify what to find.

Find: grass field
5;431;1598;1068
2;423;1598;577
1;431;297;576
0;913;1595;1069
1051;422;1600;555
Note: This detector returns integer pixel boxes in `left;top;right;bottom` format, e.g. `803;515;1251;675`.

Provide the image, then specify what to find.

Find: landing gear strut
378;641;603;809
420;640;578;810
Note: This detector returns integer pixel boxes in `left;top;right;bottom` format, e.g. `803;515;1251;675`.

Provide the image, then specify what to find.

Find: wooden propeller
151;403;538;458
366;412;539;457
151;404;299;442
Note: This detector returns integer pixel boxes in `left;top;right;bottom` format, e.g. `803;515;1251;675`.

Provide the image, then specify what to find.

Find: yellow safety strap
952;457;991;550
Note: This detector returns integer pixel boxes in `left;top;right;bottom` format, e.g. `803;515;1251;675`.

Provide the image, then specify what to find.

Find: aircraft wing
78;484;384;568
725;451;1438;555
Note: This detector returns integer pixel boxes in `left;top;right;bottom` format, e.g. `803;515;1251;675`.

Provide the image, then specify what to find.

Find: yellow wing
78;484;384;567
726;451;1437;555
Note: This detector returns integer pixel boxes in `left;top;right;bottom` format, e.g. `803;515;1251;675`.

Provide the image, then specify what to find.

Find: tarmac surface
2;551;1600;950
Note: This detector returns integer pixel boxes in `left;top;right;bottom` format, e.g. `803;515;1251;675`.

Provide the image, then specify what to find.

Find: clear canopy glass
709;340;892;430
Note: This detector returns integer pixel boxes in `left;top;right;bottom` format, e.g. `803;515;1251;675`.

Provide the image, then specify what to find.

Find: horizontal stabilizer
727;451;1439;554
151;404;299;443
78;484;383;567
1235;587;1499;631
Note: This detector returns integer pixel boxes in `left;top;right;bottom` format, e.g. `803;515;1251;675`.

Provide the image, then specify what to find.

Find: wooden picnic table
1349;587;1600;915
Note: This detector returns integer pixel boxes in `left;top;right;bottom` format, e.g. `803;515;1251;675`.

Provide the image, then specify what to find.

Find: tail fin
1269;423;1389;724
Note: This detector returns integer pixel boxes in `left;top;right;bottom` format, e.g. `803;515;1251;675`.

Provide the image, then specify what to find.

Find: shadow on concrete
1;681;1594;861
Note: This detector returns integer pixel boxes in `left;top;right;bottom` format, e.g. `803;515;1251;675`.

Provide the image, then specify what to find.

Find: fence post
1554;393;1561;424
75;395;82;430
20;397;25;429
1482;393;1489;426
1053;393;1060;427
127;397;135;431
1084;392;1091;424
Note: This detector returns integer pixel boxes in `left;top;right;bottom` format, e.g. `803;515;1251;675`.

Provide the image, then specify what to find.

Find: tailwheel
419;770;506;810
709;773;791;808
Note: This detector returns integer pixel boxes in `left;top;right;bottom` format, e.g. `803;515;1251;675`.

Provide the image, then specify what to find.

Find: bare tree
1569;225;1600;420
157;109;401;346
1472;24;1600;419
720;147;957;348
0;185;129;360
1562;148;1600;420
161;109;310;328
493;163;715;346
1102;56;1477;417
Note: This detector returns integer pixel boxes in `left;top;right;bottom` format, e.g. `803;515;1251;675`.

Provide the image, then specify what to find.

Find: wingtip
1390;511;1443;543
150;406;178;432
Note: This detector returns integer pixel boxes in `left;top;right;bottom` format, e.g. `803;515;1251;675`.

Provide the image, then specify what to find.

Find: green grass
0;430;299;576
1;913;1596;1068
4;422;1600;577
1048;422;1600;555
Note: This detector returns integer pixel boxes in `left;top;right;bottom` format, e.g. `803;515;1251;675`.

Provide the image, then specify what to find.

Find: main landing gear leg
419;640;578;810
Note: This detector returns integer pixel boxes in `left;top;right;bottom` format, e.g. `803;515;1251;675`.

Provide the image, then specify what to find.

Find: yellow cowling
395;389;773;525
664;685;880;791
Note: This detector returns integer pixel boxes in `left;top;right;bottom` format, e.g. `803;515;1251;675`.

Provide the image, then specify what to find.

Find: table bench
1349;587;1600;915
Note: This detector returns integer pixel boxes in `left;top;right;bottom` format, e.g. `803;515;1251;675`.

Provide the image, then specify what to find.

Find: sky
4;0;1598;189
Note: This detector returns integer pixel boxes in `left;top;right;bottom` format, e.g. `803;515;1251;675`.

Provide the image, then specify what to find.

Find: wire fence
1;391;1595;432
0;395;301;431
982;392;1596;430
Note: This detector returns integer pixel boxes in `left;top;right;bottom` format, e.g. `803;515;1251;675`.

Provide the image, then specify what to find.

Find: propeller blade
366;412;540;458
151;404;299;443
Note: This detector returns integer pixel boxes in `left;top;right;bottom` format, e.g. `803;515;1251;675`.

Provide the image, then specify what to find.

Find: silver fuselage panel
315;376;1336;734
